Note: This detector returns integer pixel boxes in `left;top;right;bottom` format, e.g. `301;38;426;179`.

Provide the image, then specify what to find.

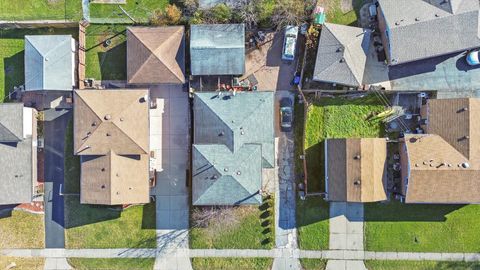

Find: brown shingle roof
127;26;185;84
74;89;150;205
403;98;480;204
326;138;387;202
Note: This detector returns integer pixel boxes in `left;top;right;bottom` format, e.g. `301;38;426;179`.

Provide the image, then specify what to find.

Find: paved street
149;85;192;270
43;109;71;249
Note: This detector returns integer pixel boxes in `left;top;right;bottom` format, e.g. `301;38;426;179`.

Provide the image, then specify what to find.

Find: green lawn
299;259;327;270
85;24;127;81
64;120;80;194
190;197;275;249
0;28;78;103
0;257;44;270
68;258;155;270
90;0;168;23
191;258;273;270
365;201;480;252
305;95;385;191
296;197;329;250
0;210;44;248
0;0;82;21
365;260;480;270
324;0;364;26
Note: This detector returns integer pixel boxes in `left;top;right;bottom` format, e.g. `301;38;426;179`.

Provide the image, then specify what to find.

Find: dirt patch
191;206;255;239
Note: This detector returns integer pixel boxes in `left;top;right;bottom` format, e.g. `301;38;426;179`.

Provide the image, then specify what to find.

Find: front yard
68;258;155;270
189;197;275;249
0;210;44;248
191;258;273;270
85;24;127;81
296;197;329;250
0;257;44;270
299;259;327;270
365;260;480;270
365;202;480;252
0;0;82;21
89;0;168;23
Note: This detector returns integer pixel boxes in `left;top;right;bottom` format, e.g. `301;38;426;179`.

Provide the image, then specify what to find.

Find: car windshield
281;108;292;124
284;35;296;58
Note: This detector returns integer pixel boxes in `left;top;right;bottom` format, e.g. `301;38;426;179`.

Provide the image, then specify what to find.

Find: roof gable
0;103;23;142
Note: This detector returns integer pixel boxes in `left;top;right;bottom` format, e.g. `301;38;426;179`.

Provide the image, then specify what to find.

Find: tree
235;0;259;30
181;0;198;17
149;4;182;25
272;0;306;29
210;3;232;23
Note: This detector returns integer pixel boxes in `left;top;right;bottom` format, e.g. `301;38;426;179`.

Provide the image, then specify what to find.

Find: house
400;98;480;204
313;23;371;87
192;91;274;205
25;35;75;91
190;24;245;76
325;138;387;202
0;103;37;205
377;0;480;66
127;26;185;85
73;90;150;205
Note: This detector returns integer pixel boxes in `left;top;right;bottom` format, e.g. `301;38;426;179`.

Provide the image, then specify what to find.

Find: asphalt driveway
43;109;71;248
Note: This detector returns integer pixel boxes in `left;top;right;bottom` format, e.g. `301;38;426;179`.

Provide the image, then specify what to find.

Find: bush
211;3;232;23
149;4;183;25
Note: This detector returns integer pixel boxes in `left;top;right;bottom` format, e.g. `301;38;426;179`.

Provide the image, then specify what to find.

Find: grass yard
365;202;480;252
64;197;156;248
68;258;155;270
89;0;168;23
0;257;45;270
0;28;78;103
296;197;329;250
64;120;80;194
305;95;385;192
85;24;127;81
189;197;275;249
320;0;365;26
191;258;273;270
365;260;480;270
0;0;82;21
0;210;44;248
299;259;327;270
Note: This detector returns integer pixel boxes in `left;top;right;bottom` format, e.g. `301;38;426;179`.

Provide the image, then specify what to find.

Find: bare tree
272;0;306;29
235;0;259;30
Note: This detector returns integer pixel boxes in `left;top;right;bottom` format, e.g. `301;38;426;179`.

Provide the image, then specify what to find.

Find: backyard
0;210;45;248
68;258;155;270
365;260;480;270
189;197;275;249
0;27;78;103
365;202;480;253
0;0;82;21
89;0;168;23
191;258;273;270
85;24;127;81
319;0;365;26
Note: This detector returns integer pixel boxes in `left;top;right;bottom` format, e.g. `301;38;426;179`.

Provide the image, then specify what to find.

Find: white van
282;25;298;61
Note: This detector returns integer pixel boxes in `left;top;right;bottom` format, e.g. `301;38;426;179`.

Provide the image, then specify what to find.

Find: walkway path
273;91;301;270
3;248;480;261
149;86;192;270
81;0;90;21
327;202;366;270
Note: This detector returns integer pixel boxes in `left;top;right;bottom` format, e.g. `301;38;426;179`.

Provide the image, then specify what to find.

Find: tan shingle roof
127;26;185;84
326;138;387;202
403;98;480;204
74;89;150;205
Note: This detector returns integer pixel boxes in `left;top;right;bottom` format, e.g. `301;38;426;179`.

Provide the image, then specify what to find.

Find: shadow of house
3;51;25;101
63;197;122;228
97;41;127;81
364;201;465;222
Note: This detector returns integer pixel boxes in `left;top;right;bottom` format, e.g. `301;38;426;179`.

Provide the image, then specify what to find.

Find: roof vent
116;173;120;177
92;121;97;126
106;133;111;137
354;180;361;185
462;107;468;112
224;167;229;172
101;185;105;189
415;17;420;21
447;164;452;167
140;95;148;103
104;114;112;120
45;58;49;62
354;154;361;160
395;21;400;26
101;168;105;172
219;131;225;136
212;175;218;179
240;131;245;135
336;47;343;52
339;58;345;63
435;13;440;17
120;117;124;122
461;162;470;168
236;171;241;175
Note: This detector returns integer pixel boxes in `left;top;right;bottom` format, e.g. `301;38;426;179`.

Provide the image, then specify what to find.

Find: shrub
149;4;182;25
211;3;232;23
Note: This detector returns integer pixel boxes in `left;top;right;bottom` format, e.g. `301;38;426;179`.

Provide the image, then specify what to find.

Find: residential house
0;103;37;205
313;23;371;87
190;24;245;76
377;0;480;66
73;90;150;205
127;26;185;85
192;91;274;205
400;98;480;204
325;138;387;202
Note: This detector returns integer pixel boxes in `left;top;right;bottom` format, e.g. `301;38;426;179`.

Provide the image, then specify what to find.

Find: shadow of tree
97;41;127;81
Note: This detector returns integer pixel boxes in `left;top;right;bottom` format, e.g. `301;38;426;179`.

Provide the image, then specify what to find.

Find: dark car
280;97;293;132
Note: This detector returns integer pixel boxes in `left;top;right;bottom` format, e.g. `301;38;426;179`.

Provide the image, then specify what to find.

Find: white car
466;50;479;66
282;25;298;61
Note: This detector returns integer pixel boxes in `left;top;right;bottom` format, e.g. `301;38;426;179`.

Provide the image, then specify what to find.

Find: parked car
466;50;480;66
282;25;299;61
280;97;293;132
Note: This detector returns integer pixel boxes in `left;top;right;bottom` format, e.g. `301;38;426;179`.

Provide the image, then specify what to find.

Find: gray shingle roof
190;24;245;76
192;91;274;205
379;0;480;65
0;104;33;205
313;23;370;86
25;35;74;91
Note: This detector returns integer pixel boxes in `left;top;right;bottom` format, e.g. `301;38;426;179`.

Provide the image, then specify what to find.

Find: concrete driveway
43;109;71;248
243;31;298;91
149;85;190;251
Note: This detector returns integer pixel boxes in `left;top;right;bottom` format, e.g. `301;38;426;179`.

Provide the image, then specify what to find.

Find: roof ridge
74;93;104;153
